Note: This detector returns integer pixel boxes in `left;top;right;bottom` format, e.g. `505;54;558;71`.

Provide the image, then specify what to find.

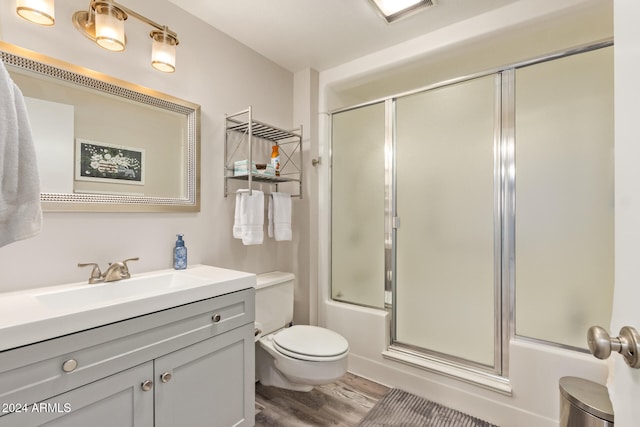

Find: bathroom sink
0;265;256;352
35;271;211;311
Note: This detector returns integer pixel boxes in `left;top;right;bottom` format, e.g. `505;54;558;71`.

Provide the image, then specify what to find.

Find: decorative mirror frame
0;41;201;212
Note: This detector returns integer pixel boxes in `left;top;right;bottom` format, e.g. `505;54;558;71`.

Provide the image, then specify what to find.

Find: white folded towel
234;189;264;245
268;192;292;241
0;60;42;248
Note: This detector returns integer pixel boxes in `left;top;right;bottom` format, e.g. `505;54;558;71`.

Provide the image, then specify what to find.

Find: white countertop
0;265;255;352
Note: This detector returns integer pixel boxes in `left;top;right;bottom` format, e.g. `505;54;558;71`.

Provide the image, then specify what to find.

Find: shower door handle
587;325;640;368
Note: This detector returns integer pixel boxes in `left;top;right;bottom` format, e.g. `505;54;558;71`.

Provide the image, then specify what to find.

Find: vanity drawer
0;288;254;409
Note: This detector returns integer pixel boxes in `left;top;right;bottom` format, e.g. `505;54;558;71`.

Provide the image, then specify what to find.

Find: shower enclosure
330;43;614;379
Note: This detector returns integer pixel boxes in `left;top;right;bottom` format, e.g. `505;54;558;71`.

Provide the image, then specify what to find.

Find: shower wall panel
514;47;614;348
331;102;386;309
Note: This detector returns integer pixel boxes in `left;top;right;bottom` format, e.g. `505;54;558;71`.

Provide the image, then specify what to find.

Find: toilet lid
272;325;349;360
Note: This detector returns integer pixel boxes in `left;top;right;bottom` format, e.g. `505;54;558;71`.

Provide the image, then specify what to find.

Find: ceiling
167;0;517;72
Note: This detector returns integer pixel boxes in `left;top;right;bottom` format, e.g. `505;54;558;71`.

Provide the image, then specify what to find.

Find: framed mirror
0;41;200;212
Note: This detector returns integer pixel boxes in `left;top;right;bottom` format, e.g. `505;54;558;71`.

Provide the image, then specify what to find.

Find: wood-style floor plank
255;372;389;427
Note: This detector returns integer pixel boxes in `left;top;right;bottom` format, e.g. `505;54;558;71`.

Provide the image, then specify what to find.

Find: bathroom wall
290;69;319;325
317;0;613;426
0;1;305;300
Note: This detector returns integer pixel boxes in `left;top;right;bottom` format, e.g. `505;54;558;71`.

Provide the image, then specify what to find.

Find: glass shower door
393;75;499;368
329;43;613;382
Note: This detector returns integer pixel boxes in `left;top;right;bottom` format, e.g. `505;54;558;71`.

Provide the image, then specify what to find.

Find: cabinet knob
62;359;78;373
141;380;154;392
160;372;172;383
212;313;222;323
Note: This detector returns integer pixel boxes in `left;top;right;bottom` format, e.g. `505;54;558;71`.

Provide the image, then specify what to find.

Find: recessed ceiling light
369;0;436;23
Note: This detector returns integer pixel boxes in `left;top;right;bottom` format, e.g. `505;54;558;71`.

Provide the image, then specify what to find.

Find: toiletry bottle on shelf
174;234;187;270
271;145;280;176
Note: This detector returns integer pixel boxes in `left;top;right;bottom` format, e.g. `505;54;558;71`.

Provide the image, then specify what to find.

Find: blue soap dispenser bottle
174;234;187;270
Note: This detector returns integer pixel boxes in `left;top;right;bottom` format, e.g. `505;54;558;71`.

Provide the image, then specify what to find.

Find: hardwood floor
255;373;389;427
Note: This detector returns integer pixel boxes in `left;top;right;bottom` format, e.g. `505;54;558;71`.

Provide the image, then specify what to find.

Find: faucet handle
78;262;104;284
121;257;139;278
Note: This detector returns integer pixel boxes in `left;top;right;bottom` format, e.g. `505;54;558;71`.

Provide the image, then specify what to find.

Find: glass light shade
151;32;177;73
16;0;55;26
95;3;126;52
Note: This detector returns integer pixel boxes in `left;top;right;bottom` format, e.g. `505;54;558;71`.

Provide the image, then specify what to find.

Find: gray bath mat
358;388;498;427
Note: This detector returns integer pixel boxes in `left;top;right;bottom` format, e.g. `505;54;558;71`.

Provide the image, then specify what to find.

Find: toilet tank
255;271;295;336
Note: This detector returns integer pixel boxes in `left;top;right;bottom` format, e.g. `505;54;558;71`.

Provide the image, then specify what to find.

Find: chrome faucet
78;257;139;284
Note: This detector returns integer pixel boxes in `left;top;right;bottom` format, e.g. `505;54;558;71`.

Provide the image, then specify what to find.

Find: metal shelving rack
224;106;303;198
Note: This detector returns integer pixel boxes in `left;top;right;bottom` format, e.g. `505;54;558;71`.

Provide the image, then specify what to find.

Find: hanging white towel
233;189;264;245
233;189;249;239
268;192;292;241
0;60;42;248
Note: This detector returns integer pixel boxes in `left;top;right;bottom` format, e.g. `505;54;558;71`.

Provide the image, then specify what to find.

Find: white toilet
254;271;349;392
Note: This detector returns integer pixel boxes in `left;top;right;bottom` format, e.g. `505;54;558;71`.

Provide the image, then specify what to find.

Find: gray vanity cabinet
155;324;254;427
0;288;255;427
0;362;154;427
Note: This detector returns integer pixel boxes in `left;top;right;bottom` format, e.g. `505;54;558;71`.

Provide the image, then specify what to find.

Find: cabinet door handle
141;380;154;392
62;359;78;373
212;313;222;323
160;372;172;383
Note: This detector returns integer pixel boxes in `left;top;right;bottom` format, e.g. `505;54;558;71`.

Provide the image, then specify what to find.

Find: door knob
587;325;640;369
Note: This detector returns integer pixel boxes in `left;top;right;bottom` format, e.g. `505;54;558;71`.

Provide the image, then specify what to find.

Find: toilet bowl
256;325;349;392
254;272;350;392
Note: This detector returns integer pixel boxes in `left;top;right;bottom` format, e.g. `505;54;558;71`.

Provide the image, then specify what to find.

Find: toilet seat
271;325;349;362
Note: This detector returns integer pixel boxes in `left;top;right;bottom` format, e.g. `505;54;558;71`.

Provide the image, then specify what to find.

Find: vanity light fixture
369;0;436;23
16;0;55;26
72;0;179;72
15;0;179;72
